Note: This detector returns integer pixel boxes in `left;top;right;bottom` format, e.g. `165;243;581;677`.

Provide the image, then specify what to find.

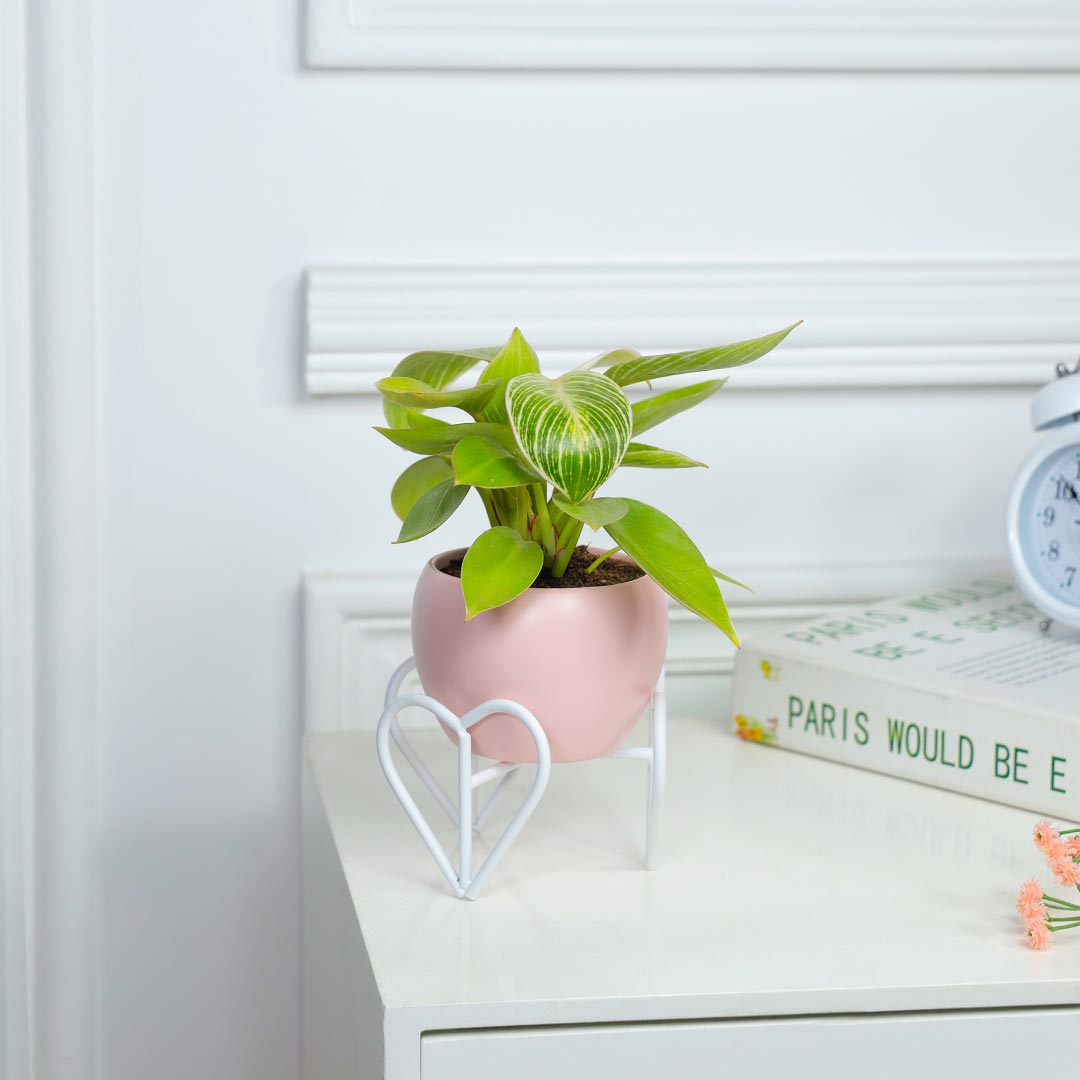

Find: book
730;575;1080;817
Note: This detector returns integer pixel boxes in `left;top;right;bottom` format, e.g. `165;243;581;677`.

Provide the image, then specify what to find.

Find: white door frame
2;1;100;1076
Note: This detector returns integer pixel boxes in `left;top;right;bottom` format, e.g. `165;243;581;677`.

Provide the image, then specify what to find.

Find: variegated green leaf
506;372;633;504
390;455;454;520
377;376;501;416
605;323;802;387
451;436;539;489
375;422;516;456
393;479;470;544
478;328;540;424
461;527;544;619
621;442;705;469
631;379;726;436
603;498;738;644
550;493;628;529
382;347;499;428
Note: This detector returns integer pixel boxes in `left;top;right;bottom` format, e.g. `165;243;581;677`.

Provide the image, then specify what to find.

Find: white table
302;715;1080;1080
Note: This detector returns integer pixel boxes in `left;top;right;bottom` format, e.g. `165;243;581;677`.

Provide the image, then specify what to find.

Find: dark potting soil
440;545;645;588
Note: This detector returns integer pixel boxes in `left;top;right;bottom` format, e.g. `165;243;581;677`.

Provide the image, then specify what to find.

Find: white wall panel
85;1;1080;1079
306;259;1080;394
307;1;1080;71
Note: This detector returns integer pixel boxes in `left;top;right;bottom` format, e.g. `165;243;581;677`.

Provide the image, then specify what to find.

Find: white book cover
730;576;1080;817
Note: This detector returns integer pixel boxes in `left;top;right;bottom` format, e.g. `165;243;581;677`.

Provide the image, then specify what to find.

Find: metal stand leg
376;658;667;898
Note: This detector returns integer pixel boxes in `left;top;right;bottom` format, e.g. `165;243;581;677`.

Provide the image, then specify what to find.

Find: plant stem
1043;896;1080;910
478;488;499;529
513;487;530;540
530;484;557;567
585;546;622;574
549;503;570;537
550;519;584;578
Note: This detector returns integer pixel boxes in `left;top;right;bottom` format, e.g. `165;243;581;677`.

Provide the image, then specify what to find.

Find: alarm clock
1007;361;1080;628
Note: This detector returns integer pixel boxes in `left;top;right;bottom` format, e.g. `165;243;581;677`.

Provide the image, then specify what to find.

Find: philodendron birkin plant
377;323;800;764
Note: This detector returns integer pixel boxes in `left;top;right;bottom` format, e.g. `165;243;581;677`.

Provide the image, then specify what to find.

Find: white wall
9;0;1079;1077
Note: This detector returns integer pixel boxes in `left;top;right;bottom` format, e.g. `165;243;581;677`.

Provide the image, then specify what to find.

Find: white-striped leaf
606;323;802;387
506;372;633;504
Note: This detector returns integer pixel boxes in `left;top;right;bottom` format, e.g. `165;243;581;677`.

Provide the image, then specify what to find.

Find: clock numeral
1044;506;1056;526
1067;567;1077;588
1055;478;1078;501
1048;541;1061;561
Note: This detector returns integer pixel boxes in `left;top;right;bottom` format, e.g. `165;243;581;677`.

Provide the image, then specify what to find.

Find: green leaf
710;566;754;594
390;456;454;520
375;422;516;456
461;527;544;619
605;323;802;387
383;347;499;428
604;498;738;644
506;371;633;504
478;328;541;424
452;436;539;489
631;379;727;437
405;410;449;429
574;347;641;373
551;493;628;529
393;479;470;544
620;442;706;469
377;376;501;416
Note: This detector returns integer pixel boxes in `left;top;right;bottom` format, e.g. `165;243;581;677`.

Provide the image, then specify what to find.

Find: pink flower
1025;914;1051;950
1034;820;1060;854
1049;852;1080;888
1024;902;1050;949
1066;837;1080;858
1016;879;1045;918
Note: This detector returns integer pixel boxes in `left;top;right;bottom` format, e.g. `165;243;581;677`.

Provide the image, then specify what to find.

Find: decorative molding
305;1;1080;71
303;556;1007;734
21;1;100;1076
1;1;35;1075
305;260;1080;395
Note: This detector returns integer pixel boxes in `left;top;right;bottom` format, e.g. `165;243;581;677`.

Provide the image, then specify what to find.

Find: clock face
1010;437;1080;620
1028;444;1080;598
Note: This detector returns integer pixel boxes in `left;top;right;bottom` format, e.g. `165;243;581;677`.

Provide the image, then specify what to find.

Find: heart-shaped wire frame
375;662;551;900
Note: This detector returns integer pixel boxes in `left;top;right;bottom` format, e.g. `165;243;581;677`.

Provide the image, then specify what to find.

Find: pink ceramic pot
412;548;669;763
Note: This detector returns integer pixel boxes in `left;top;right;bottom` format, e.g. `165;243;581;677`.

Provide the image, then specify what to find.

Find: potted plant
376;323;799;763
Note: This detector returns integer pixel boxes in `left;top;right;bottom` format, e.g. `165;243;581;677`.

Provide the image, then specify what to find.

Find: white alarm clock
1007;362;1080;628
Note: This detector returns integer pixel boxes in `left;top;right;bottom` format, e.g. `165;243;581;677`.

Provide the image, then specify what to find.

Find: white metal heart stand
376;657;667;900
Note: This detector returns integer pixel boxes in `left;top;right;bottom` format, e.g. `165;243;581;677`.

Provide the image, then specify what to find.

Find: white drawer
422;1007;1079;1080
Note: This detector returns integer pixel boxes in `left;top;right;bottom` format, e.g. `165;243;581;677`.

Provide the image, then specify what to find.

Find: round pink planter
412;548;669;763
